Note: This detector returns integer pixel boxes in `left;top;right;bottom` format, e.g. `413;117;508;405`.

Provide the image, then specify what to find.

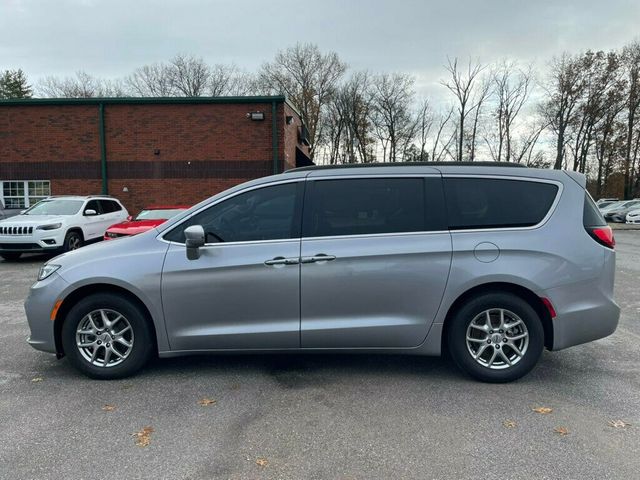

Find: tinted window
98;200;121;213
583;193;606;227
165;183;300;244
84;200;102;214
444;178;558;230
305;178;434;237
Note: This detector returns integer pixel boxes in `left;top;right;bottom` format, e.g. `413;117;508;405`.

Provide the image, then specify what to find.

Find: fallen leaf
532;407;553;414
554;426;569;436
256;458;268;467
102;404;116;412
198;398;217;407
503;420;517;428
132;426;154;447
608;420;631;429
31;377;44;383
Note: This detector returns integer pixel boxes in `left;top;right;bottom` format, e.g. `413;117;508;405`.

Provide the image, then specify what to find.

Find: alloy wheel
75;309;134;367
465;308;529;370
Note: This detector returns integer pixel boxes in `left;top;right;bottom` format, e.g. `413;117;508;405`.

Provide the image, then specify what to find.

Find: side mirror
84;209;97;216
184;225;205;260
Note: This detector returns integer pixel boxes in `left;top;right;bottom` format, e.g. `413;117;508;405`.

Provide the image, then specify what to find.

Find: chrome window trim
158;173;564;246
442;174;564;233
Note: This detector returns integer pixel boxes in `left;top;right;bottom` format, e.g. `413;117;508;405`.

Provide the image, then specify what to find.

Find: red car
104;205;189;240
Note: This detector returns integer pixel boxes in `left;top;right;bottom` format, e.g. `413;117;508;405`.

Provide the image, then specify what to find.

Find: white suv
0;196;128;261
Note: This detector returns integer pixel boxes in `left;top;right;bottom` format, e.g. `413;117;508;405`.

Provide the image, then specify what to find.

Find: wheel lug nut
499;330;503;334
489;330;494;334
487;339;491;344
97;340;102;345
107;343;110;347
496;345;501;349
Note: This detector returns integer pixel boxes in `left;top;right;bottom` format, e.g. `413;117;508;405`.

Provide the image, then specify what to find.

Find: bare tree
431;107;455;162
258;43;347;158
370;72;416;162
208;64;255;96
492;61;532;162
38;71;127;98
540;53;586;169
441;57;486;161
126;63;175;96
622;41;640;198
413;98;433;161
168;54;210;97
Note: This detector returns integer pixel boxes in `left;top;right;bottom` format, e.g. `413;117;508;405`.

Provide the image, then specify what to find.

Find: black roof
288;161;527;173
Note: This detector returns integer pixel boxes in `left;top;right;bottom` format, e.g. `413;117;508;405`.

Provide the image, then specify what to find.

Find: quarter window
304;178;438;237
444;178;559;230
165;182;301;244
1;180;50;209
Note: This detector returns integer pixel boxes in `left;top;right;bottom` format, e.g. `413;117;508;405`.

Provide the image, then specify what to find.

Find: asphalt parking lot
1;232;639;480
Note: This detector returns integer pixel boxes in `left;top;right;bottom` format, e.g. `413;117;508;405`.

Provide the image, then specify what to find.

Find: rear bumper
546;280;620;351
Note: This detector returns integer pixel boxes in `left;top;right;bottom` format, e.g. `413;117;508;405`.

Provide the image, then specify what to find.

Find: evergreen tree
0;69;33;99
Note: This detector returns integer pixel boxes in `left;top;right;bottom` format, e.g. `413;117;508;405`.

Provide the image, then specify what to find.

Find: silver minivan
24;163;620;382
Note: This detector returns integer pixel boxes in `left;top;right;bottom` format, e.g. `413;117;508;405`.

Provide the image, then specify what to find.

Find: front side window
23;199;84;216
444;178;559;230
165;182;300;244
304;178;436;237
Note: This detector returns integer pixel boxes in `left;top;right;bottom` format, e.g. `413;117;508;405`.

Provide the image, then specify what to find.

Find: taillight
587;226;615;249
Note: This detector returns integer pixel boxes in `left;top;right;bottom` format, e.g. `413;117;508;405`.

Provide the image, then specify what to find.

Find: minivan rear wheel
447;292;544;383
61;293;154;379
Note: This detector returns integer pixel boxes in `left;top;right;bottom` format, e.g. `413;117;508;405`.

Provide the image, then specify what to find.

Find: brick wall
0;99;307;214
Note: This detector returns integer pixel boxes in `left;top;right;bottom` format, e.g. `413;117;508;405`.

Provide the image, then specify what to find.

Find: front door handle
300;254;337;264
264;256;300;266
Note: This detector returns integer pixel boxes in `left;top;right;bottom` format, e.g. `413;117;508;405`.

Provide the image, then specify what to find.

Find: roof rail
287;161;528;173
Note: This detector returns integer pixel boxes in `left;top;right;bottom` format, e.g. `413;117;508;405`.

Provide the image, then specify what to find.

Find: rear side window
444;178;558;230
99;200;122;213
583;193;606;227
304;177;445;237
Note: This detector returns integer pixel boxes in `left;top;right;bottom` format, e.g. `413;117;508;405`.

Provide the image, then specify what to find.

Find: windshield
135;208;186;221
23;199;84;216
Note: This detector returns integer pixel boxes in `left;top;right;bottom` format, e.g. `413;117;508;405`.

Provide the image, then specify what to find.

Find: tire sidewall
61;293;153;379
447;292;544;383
63;231;82;253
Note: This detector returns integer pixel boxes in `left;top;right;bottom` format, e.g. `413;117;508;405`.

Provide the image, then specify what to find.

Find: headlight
38;264;60;281
36;223;62;230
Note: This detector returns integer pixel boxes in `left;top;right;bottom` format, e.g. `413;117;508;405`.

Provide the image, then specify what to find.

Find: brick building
0;96;311;214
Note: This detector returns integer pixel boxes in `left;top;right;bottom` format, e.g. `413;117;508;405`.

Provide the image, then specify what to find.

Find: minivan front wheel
447;292;544;383
61;293;153;379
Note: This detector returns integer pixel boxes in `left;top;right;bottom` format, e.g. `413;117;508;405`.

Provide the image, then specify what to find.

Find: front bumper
0;231;66;253
24;272;69;354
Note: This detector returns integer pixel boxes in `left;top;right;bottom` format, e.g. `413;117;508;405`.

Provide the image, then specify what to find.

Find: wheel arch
53;283;158;357
440;282;553;354
65;226;85;241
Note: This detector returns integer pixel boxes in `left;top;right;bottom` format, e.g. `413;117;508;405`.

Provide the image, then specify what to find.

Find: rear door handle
264;256;300;266
300;254;337;264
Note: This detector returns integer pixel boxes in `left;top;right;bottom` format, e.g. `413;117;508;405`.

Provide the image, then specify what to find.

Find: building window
1;180;51;209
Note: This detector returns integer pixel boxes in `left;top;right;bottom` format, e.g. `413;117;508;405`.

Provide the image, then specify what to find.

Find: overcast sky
2;0;639;100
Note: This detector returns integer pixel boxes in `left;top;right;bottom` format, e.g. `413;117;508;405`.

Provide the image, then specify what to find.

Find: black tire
1;252;22;261
61;293;154;379
447;292;544;383
62;230;83;253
